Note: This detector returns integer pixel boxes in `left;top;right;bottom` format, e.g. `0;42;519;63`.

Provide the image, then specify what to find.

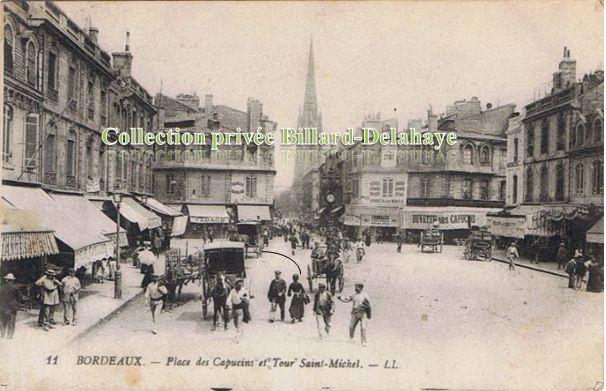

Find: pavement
1;239;602;390
492;248;569;277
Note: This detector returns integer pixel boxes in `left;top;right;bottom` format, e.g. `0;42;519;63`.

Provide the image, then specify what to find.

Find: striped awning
1;225;59;261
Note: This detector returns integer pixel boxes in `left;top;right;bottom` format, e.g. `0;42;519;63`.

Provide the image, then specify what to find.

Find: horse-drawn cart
420;227;444;253
307;245;344;293
463;229;494;261
234;222;262;258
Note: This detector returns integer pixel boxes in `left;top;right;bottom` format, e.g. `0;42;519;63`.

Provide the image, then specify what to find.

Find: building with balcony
152;93;277;238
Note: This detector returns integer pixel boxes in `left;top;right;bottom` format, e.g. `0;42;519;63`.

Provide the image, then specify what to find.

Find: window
539;166;549;201
575;163;584;195
557;113;566;151
593;119;602;143
166;174;176;195
513;138;519;163
463;144;473;164
576;124;585;146
525;167;533;202
44;126;56;173
87;77;95;120
592;160;603;195
246;176;257;197
100;88;107;122
86;140;93;179
512;175;518;204
382;177;394;197
479;179;489;200
499;180;506;201
555;164;565;201
479;145;490;165
131;161;137;188
26;41;37;86
540;120;551;153
420;177;431;197
351;177;359;198
3;105;13;162
66;131;76;178
139;164;144;188
68;66;77;103
4;24;14;74
462;178;473;199
47;52;57;92
24;114;39;170
527;123;534;157
200;174;211;197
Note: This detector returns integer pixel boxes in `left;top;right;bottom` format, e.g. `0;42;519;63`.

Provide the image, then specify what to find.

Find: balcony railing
44;172;57;185
407;197;505;208
66;175;76;187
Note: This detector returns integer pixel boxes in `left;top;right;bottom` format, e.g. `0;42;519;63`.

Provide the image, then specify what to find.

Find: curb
492;256;568;278
68;288;145;344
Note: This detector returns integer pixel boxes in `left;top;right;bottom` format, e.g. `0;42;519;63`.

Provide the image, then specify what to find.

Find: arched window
463;144;473;164
555;164;565;201
26;40;37;86
593;118;602;143
4;24;14;74
3;105;13;163
540;166;549;201
592;160;603;195
513;138;519;163
557;113;566;151
575;163;584;195
540;119;549;154
576;124;585;146
512;175;518;204
479;145;490;165
525;167;533;202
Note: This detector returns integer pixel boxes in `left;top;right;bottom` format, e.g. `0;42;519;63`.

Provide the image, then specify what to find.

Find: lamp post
113;192;123;299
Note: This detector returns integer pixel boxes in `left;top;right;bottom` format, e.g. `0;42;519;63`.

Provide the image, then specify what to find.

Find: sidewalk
11;255;165;348
492;248;568;278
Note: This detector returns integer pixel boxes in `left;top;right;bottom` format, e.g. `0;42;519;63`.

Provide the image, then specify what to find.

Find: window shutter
44;134;55;172
24;114;39;169
66;139;75;176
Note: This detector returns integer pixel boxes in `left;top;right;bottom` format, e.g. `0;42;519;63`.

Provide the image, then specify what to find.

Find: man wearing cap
227;278;250;333
313;283;334;341
506;242;519;271
145;274;168;334
61;268;81;326
35;269;61;331
338;283;371;347
267;270;287;322
0;273;20;339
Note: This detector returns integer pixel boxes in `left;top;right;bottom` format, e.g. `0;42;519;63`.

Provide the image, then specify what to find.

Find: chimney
88;26;99;43
204;94;213;114
558;46;576;89
112;31;133;78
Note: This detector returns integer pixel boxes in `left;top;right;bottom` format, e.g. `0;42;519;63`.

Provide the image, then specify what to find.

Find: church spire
298;36;321;129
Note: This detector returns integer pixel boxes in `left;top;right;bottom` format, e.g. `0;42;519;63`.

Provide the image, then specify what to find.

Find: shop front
344;205;400;241
184;204;230;239
135;196;187;238
400;207;501;244
586;217;603;264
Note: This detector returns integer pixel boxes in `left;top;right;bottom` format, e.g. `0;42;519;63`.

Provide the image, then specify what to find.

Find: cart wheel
338;276;344;292
307;264;313;291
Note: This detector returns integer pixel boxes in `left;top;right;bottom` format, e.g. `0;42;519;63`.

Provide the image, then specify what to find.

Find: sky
58;1;604;189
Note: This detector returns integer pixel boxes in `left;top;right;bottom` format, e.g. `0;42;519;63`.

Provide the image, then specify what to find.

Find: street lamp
112;191;123;299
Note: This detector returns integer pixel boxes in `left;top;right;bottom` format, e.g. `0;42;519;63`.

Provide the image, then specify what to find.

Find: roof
214;105;249;130
203;241;246;250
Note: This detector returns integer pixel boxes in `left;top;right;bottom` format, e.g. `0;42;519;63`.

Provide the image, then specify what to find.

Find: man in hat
267;270;287;322
61;268;81;326
145;274;168;334
0;273;20;339
35;268;61;331
557;242;568;270
313;283;334;341
565;256;578;289
227;278;250;333
338;283;371;347
506;242;519;271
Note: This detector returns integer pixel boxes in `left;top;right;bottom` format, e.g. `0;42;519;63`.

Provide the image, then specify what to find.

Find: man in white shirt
227;279;250;333
145;275;168;334
61;268;81;326
506;242;519;271
338;283;371;346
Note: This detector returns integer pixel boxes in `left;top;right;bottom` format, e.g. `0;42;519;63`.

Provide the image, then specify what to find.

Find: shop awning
1;204;59;261
171;215;188;237
186;205;229;224
587;217;604;244
135;196;182;217
118;197;162;231
2;185;112;267
50;193;128;247
237;205;271;222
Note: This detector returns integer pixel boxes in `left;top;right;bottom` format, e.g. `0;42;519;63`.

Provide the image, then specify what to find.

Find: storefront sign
344;209;399;227
486;216;526;238
230;181;245;194
190;216;229;224
401;210;489;230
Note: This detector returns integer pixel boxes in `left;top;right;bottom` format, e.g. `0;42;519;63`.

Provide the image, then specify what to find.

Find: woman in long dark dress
288;274;306;322
586;261;603;292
